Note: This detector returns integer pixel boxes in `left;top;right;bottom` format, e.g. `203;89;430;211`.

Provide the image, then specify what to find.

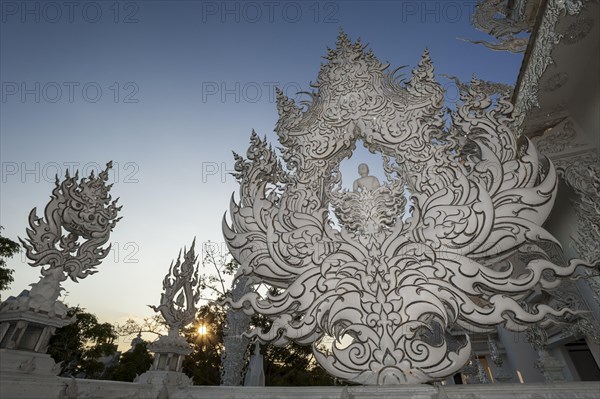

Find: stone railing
1;370;599;399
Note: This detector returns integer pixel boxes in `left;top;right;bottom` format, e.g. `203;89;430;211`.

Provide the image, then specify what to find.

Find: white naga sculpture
223;33;598;385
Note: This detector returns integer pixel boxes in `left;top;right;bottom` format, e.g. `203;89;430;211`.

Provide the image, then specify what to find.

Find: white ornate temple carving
223;23;600;385
0;0;598;397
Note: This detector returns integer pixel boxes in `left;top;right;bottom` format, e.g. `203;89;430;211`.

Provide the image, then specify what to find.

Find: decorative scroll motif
519;239;600;344
554;287;600;345
146;240;200;373
224;32;598;385
512;0;584;130
561;17;595;45
555;153;600;262
459;36;529;53
555;153;600;307
471;0;529;35
531;120;584;155
150;240;200;332
441;74;514;98
0;162;121;318
465;0;532;53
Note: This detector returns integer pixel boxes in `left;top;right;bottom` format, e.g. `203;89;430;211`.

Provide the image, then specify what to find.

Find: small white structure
137;240;201;390
0;162;122;397
0;162;121;376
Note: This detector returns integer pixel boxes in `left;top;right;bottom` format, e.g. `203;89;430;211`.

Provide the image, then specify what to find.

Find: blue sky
1;0;524;345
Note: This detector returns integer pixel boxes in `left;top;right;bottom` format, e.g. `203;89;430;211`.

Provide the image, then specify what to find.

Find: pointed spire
336;28;351;51
410;48;436;84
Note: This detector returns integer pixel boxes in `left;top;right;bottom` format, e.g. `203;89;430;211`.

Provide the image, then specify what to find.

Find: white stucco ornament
149;239;200;333
142;240;199;382
1;162;121;318
223;32;597;385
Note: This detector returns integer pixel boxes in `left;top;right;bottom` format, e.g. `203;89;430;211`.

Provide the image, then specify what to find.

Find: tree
115;314;167;339
182;302;226;385
48;307;118;379
251;309;335;386
180;244;335;386
182;243;244;385
0;227;20;297
263;341;335;386
106;339;153;382
181;302;335;386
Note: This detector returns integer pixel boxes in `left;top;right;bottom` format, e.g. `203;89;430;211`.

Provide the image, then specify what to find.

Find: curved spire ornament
223;32;598;385
140;240;200;382
149;239;201;333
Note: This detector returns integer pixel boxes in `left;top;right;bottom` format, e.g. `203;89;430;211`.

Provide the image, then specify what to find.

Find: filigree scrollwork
556;154;600;260
512;0;584;129
1;162;121;318
441;74;514;97
459;36;529;53
21;161;122;280
150;240;201;332
223;32;598;385
462;0;533;53
471;0;530;37
146;241;201;371
555;153;600;306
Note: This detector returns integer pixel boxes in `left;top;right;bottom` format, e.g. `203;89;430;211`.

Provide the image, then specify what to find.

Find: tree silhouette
0;227;20;297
